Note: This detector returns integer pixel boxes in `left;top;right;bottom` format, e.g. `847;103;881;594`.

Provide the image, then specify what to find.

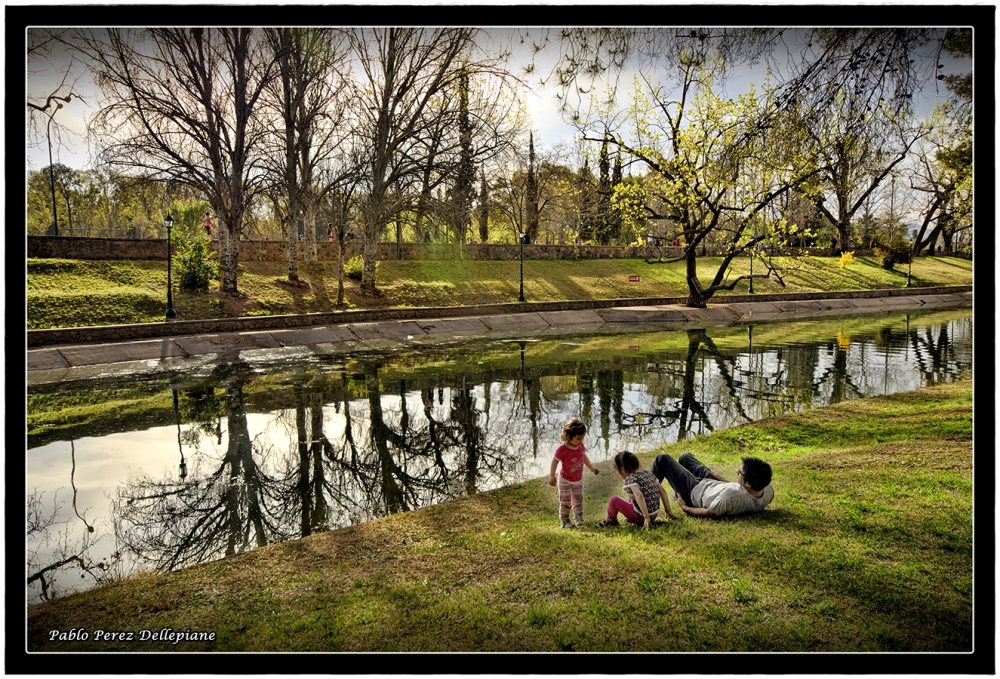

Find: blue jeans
650;453;714;507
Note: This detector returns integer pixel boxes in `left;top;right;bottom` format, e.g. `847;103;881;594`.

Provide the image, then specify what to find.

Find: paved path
26;290;972;376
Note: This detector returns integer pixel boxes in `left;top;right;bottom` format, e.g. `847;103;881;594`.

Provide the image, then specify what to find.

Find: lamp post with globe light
45;102;64;236
518;232;527;302
165;215;177;320
906;236;913;288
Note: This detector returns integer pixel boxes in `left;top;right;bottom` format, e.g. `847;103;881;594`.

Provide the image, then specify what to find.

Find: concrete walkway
26;289;972;377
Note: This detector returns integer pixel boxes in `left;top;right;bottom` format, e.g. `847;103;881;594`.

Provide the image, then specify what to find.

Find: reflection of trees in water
109;361;528;574
27;439;114;602
64;315;975;581
909;320;958;387
112;364;291;573
619;329;753;442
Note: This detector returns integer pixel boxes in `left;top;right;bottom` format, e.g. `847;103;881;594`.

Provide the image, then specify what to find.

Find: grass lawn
25;254;973;329
26;379;973;654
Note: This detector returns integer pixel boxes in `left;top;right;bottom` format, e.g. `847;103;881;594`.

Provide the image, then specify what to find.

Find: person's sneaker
573;515;585;527
594;518;620;528
560;519;574;529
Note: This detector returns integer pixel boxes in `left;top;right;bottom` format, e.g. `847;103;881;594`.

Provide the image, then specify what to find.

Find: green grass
26;255;972;329
27;380;972;652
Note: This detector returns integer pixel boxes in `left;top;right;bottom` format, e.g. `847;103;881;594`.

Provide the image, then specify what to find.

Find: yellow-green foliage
840;251;855;268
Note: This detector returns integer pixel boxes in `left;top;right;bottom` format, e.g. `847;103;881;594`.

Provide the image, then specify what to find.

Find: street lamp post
165;215;177;320
518;231;526;302
46;102;63;236
171;379;187;480
906;237;913;288
747;244;755;294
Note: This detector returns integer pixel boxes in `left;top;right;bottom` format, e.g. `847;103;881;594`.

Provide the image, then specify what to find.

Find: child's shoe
594;518;620;528
573;515;585;527
560;519;574;529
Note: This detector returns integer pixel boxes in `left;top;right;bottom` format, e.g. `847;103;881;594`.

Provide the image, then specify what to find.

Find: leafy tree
174;234;218;291
167;197;213;240
477;167;490;242
584;54;818;306
792;92;927;254
595;138;613;244
910;28;972;255
524;132;539;241
492;142;578;244
574;158;599;243
610;149;624;243
452;66;476;244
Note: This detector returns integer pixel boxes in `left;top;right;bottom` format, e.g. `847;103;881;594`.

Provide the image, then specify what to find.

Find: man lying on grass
651;452;774;518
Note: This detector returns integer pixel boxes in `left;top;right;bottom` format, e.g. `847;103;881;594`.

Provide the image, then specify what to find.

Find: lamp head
165;215;174;230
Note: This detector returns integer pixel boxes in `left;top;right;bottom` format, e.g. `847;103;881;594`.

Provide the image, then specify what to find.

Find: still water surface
26;309;972;603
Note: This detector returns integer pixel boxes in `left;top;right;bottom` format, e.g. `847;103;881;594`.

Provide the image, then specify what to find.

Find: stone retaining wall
25;285;972;348
28;236;849;262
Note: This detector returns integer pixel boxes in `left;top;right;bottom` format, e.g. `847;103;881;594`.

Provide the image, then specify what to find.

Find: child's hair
614;450;640;474
561;418;587;442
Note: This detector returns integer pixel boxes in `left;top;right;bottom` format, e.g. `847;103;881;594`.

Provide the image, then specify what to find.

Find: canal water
26;308;972;603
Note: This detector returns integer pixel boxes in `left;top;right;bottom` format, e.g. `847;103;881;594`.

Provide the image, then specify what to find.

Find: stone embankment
28;235;849;262
26;287;971;378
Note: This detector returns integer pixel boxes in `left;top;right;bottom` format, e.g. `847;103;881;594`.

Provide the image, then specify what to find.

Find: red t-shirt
554;442;586;482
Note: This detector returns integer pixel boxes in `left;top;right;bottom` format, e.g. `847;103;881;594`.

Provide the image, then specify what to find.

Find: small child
203;211;212;237
596;451;676;530
548;418;599;528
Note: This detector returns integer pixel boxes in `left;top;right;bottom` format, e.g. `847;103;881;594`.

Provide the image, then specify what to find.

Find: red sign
628;275;640;283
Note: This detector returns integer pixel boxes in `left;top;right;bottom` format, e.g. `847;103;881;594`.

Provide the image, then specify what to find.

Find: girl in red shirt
548;418;599;528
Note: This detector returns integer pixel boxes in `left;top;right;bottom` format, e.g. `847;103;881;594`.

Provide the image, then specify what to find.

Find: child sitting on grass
548;418;600;528
596;451;676;530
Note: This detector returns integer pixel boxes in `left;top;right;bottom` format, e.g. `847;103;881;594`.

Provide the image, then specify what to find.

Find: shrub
344;255;377;281
174;235;217;291
873;238;911;271
839;251;855;269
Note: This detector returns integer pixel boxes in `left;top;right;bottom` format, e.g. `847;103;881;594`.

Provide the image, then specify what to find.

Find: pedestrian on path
203;212;213;238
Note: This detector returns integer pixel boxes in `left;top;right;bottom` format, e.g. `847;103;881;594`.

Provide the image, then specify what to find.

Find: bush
839;251;855;269
174;235;217;290
873;239;911;271
344;255;377;281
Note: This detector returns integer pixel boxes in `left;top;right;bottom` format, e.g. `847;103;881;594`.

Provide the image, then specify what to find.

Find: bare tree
262;28;352;282
347;27;520;295
79;28;276;292
26;29;87;160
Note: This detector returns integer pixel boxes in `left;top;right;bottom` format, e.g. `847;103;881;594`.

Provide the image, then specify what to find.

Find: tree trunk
361;228;379;296
287;208;299;282
684;248;709;308
218;220;240;293
303;200;317;263
336;234;345;305
834;221;851;255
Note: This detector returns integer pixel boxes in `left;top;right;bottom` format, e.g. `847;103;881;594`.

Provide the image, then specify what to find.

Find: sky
25;26;586;172
24;24;970;173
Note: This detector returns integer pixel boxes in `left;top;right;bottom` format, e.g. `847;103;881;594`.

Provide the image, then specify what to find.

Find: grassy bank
26;254;973;329
27;380;973;653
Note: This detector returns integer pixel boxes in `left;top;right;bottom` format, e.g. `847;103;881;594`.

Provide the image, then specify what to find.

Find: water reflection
26;310;973;603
